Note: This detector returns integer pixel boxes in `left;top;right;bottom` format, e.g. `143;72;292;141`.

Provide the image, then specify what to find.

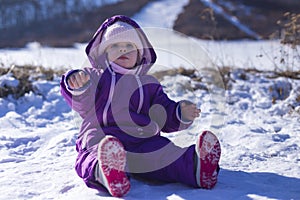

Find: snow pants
126;135;198;187
75;134;198;192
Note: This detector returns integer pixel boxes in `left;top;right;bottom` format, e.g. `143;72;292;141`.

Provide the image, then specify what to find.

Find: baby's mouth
118;55;129;60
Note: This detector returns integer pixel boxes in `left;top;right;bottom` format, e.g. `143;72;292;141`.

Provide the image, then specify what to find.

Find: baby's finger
67;77;74;88
69;74;78;88
80;72;90;83
180;102;186;108
76;72;89;87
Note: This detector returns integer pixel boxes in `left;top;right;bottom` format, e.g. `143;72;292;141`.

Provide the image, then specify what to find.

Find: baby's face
106;42;138;69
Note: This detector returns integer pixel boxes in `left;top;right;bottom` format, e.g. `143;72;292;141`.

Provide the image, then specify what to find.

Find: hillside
174;0;300;40
0;0;155;48
0;0;300;48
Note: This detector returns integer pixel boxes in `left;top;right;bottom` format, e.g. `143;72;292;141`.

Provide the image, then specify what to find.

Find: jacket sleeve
60;67;101;118
151;83;192;133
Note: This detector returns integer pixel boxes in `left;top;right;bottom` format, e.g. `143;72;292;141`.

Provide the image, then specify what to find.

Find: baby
60;15;221;197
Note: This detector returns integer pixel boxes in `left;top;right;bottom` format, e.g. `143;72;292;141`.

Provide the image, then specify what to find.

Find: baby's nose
119;47;127;53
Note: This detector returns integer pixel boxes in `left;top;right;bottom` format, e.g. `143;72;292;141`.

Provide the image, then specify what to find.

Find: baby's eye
126;43;134;49
111;44;119;49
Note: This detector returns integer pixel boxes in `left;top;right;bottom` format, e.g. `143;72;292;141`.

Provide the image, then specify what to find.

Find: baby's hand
67;70;90;89
180;101;201;121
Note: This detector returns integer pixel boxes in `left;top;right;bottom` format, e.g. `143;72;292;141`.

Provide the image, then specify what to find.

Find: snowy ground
0;0;300;200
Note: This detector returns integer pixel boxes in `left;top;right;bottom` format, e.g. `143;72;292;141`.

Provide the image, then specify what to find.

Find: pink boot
96;135;130;197
195;131;221;189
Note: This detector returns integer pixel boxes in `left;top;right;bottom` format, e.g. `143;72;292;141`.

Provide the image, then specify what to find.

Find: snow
199;0;261;39
0;73;19;88
132;0;189;28
0;0;300;200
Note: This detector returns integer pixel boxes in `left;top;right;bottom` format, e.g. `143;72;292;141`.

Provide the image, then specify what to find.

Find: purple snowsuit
60;15;198;191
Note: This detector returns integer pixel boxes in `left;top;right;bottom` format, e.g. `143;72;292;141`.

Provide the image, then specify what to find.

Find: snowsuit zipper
103;68;116;126
135;75;144;114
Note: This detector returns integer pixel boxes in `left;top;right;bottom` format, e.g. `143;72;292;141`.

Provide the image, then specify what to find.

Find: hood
85;15;157;75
